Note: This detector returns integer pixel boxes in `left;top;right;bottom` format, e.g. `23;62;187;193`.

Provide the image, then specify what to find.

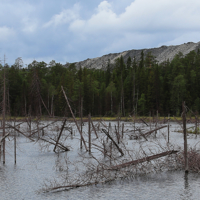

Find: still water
1;122;200;200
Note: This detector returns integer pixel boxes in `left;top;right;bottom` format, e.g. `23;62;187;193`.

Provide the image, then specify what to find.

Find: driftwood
109;150;178;170
102;129;124;156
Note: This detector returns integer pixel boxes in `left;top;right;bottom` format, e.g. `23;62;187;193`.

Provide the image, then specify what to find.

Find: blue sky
1;0;200;66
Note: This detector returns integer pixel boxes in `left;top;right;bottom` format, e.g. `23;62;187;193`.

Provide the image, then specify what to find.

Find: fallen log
39;137;70;152
44;178;115;192
143;125;167;137
0;132;10;143
110;150;178;170
138;129;148;141
29;120;58;137
44;150;178;193
7;124;35;142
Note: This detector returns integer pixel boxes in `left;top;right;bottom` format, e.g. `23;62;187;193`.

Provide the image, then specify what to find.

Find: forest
1;49;200;117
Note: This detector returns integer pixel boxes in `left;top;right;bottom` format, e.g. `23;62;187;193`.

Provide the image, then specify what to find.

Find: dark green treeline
2;50;200;117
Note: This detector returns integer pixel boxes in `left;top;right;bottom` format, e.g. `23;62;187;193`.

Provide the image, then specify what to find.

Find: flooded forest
1;50;200;199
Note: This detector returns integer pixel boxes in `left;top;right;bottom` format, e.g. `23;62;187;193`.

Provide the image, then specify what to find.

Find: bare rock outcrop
73;41;200;69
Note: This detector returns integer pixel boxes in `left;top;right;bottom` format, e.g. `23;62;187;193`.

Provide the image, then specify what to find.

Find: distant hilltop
71;41;200;69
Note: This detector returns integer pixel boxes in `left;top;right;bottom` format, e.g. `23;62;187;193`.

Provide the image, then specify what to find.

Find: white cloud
0;26;15;41
69;0;200;34
65;0;200;59
44;3;80;27
69;1;118;34
22;18;38;33
158;32;200;47
97;1;112;12
2;0;200;65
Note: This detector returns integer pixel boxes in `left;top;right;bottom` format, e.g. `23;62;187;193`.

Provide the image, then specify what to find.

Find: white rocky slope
73;41;200;69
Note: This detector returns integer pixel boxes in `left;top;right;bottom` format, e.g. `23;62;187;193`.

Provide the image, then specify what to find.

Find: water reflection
181;172;192;200
1;122;200;199
184;172;189;189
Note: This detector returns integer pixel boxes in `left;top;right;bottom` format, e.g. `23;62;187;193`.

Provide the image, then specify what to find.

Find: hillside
74;41;200;69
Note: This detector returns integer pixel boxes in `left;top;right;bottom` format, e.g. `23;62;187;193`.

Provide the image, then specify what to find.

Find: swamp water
0;121;200;200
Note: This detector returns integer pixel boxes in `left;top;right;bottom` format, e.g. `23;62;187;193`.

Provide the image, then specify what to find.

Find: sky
1;0;200;66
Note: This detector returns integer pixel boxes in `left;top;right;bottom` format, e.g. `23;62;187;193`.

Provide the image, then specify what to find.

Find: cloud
0;26;15;41
21;18;38;33
2;0;200;65
65;0;200;60
158;32;200;47
44;3;80;27
69;1;118;34
69;0;200;34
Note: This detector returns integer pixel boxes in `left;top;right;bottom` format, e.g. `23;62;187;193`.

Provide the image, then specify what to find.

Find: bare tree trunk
61;86;88;151
102;129;124;156
195;115;198;136
14;119;16;164
182;101;188;173
7;86;10;116
51;95;54;117
136;91;138;116
168;114;170;143
133;72;135;111
88;114;91;154
155;110;158;136
122;86;125;117
149;111;151;130
53;119;67;152
48;90;49;110
37;117;40;138
122;123;124;139
2;57;6;164
24;95;27;116
111;91;113;115
40;96;51;117
80;97;83;149
91;118;98;138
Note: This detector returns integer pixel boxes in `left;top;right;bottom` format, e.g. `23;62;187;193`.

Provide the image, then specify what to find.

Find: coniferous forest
2;49;200;117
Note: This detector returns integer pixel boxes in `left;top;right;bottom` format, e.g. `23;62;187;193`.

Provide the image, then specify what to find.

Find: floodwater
1;121;200;200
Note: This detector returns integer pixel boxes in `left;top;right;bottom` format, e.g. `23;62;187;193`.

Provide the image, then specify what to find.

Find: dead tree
109;150;178;170
182;101;188;173
102;128;124;156
53;119;67;152
61;86;88;151
29;66;42;116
